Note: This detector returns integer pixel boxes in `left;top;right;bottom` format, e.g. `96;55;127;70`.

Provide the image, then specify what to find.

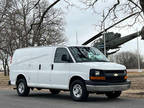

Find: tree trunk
2;58;9;76
2;59;7;76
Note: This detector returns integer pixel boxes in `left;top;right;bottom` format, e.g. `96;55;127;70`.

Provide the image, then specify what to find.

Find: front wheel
105;91;121;99
70;80;89;101
16;79;30;96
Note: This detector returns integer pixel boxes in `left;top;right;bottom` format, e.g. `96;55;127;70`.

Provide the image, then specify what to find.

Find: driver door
51;47;73;89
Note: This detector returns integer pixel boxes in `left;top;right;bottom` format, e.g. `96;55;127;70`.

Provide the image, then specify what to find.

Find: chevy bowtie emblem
114;73;118;77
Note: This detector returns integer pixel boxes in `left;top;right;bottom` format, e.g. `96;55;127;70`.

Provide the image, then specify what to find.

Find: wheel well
69;76;85;89
16;74;26;84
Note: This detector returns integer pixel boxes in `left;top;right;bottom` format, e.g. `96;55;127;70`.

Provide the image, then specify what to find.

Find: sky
55;0;144;56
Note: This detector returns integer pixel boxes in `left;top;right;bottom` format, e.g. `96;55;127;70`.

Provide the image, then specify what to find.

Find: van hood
78;62;126;70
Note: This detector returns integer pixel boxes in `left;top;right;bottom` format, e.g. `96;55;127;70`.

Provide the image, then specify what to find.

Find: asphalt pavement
0;89;144;108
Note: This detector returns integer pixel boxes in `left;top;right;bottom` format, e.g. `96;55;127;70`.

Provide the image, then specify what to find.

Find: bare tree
0;0;65;75
110;51;144;69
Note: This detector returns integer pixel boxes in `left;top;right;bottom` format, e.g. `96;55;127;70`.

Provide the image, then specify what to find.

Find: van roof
16;45;90;50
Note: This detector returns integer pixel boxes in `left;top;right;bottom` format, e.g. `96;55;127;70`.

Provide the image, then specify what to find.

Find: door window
54;48;73;63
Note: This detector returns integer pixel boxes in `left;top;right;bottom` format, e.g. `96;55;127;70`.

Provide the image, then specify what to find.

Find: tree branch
103;0;120;22
91;0;98;6
25;0;61;38
37;0;61;29
128;0;142;10
31;0;41;10
82;11;142;45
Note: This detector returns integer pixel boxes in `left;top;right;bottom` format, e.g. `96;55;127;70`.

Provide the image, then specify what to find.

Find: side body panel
10;47;55;87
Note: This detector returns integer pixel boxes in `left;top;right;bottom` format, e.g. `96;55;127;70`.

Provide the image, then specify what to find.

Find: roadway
0;89;143;108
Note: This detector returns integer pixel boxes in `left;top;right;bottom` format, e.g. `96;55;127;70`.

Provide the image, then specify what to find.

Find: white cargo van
9;46;130;101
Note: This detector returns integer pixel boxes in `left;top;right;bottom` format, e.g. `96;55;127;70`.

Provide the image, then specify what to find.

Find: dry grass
127;72;144;90
122;90;144;98
120;72;144;98
128;72;144;77
0;73;10;89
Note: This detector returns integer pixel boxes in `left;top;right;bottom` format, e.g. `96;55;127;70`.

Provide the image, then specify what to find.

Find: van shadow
27;92;125;103
28;92;72;101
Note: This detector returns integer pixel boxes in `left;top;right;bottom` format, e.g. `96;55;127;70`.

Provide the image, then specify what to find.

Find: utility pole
102;11;106;56
137;36;142;72
103;31;106;56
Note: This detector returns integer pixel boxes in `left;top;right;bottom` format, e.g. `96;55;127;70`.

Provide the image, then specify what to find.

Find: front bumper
85;80;131;92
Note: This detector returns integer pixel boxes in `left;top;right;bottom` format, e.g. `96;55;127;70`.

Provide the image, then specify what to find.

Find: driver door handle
51;64;54;70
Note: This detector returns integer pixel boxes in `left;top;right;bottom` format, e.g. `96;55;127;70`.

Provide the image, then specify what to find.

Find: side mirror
61;54;69;62
141;26;144;40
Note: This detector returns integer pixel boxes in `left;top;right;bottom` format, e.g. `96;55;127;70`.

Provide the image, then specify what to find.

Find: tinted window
54;48;73;63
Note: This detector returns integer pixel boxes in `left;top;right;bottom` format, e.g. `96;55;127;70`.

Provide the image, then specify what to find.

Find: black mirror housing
62;54;69;62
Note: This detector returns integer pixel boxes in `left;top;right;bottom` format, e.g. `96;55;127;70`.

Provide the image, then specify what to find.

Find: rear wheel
105;91;121;99
70;80;89;101
49;89;60;95
16;79;30;96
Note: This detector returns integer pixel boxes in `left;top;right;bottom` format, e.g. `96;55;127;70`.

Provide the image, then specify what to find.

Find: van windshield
68;47;109;62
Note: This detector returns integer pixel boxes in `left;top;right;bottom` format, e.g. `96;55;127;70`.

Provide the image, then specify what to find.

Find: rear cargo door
37;48;53;87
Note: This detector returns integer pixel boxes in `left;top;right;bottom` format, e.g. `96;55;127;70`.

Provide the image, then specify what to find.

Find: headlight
90;69;105;80
95;71;100;76
90;69;102;76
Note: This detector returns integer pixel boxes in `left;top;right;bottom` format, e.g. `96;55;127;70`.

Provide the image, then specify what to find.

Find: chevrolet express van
9;46;131;101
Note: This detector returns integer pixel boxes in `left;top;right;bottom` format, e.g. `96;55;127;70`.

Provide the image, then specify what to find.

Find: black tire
49;89;60;95
70;80;89;101
16;79;30;96
105;91;121;99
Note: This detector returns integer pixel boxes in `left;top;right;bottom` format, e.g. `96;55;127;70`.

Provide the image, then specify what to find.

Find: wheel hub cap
18;82;25;94
73;84;82;98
